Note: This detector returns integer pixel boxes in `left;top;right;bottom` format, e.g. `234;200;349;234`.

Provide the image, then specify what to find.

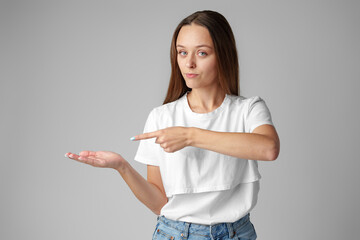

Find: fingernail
64;153;68;158
130;137;135;141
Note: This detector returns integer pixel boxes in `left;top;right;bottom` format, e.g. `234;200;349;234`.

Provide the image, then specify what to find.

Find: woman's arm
118;162;168;215
66;151;168;215
133;124;280;161
188;124;280;161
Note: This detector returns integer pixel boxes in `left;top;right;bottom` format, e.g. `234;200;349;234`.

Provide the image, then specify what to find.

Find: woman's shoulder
227;94;265;106
150;96;184;117
226;95;271;116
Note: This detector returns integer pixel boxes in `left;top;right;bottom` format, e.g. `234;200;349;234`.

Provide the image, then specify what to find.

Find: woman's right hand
65;151;127;171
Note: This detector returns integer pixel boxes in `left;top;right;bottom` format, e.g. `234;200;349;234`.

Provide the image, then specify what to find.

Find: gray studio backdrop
1;0;359;239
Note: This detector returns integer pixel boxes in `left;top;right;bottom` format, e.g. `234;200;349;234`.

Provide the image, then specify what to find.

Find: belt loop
182;222;190;239
226;222;235;238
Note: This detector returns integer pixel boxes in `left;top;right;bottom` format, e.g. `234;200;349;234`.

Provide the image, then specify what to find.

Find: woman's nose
185;55;196;68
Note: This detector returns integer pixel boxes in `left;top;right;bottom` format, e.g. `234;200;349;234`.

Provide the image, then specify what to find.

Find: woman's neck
187;89;226;113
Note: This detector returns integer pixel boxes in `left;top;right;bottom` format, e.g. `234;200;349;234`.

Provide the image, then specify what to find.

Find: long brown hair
163;10;240;105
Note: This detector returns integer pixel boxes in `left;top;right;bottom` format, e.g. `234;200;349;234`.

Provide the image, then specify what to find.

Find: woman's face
176;24;218;90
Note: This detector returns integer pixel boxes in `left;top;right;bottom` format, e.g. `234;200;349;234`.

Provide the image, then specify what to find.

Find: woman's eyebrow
176;44;213;49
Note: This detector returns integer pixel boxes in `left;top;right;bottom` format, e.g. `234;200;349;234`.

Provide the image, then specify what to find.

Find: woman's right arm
118;162;168;215
65;151;167;215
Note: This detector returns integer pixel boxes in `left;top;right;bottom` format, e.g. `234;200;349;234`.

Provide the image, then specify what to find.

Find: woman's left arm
133;124;280;161
189;124;280;161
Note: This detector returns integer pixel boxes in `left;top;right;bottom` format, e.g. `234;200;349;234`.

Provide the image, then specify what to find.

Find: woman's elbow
151;198;168;216
152;209;161;216
266;140;280;161
150;204;162;216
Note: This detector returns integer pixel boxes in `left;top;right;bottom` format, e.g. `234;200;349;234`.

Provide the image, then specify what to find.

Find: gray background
1;0;359;239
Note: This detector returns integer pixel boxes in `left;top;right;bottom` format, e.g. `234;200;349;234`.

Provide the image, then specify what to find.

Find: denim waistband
156;213;250;239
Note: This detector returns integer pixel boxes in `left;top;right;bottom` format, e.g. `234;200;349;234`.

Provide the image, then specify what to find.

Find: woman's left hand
132;127;193;153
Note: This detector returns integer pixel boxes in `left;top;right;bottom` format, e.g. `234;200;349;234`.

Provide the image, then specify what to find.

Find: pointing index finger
131;131;159;141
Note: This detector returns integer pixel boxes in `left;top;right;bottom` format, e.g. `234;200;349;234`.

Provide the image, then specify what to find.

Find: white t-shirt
134;91;274;224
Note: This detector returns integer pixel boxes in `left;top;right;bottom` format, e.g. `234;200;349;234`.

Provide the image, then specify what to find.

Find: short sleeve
133;109;162;166
245;96;274;133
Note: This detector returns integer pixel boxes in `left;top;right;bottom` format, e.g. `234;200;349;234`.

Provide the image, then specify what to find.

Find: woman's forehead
176;24;214;48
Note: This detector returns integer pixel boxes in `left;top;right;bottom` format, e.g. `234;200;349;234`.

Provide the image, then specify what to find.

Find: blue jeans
152;213;257;240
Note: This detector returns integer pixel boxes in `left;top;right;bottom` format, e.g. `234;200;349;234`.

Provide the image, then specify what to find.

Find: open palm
66;151;126;170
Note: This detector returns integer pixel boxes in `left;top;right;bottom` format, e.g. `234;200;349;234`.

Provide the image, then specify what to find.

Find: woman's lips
186;73;198;78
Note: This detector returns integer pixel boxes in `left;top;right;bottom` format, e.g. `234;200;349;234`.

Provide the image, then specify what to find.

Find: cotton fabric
159;181;259;225
134;91;274;224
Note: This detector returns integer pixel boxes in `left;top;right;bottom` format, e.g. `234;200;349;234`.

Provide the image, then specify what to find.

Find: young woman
66;10;280;240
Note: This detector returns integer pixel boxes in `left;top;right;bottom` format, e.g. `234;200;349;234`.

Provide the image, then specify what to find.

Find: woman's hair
163;10;240;105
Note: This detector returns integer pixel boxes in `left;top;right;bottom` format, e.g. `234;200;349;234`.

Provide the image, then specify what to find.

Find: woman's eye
178;51;187;56
198;51;207;56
